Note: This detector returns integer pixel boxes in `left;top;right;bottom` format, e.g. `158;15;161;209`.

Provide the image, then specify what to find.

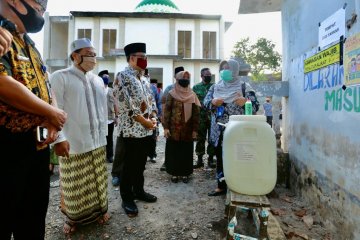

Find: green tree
232;37;282;80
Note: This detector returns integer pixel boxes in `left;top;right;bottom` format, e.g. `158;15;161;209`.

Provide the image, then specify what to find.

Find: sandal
182;176;189;183
98;213;111;225
63;220;76;234
171;176;178;183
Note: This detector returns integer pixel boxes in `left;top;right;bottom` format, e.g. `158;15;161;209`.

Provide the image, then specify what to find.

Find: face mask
102;76;109;85
9;0;45;33
78;56;96;72
136;58;147;70
203;76;212;83
178;79;190;88
220;69;233;82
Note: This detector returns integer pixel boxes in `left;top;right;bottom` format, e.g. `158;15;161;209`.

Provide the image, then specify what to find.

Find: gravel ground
45;128;336;240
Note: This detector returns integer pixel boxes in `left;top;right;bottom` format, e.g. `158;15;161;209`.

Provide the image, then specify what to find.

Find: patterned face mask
9;0;45;33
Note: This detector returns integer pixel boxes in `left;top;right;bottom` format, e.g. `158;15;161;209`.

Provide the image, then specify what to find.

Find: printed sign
344;32;360;86
304;43;340;73
318;8;345;49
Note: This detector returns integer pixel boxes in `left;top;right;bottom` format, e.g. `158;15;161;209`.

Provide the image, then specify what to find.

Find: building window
203;31;216;59
102;29;117;56
77;29;92;40
178;31;191;58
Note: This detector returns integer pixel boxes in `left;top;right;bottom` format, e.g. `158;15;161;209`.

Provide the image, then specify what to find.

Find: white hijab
213;59;244;103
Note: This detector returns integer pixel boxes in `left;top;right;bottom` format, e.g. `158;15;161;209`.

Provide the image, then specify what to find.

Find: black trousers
215;133;227;190
106;122;115;160
266;116;273;128
111;135;125;178
120;136;151;202
0;127;50;240
147;129;157;159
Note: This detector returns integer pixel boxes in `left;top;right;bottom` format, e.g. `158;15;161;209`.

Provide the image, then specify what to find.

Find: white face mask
77;55;96;72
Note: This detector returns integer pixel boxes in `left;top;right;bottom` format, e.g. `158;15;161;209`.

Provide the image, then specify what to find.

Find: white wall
124;18;170;55
282;0;360;236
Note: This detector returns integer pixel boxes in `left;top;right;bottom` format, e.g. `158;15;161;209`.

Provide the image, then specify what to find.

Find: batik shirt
0;17;50;132
204;85;244;147
114;66;156;138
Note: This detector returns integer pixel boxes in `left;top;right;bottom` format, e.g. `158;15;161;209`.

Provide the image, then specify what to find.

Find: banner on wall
344;32;360;86
304;43;341;73
318;8;345;49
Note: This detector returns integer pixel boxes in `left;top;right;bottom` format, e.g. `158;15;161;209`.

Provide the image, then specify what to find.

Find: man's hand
47;107;67;131
212;98;224;107
54;140;70;158
41;123;59;145
0;27;12;56
142;118;156;130
164;129;171;138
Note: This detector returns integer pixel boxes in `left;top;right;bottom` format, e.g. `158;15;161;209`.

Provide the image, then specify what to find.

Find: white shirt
50;66;108;154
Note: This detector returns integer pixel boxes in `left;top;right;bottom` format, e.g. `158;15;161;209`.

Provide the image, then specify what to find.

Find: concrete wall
282;0;360;237
125;18;170;55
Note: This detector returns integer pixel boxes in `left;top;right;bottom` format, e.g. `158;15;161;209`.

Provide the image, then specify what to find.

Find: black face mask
178;79;190;88
9;0;45;33
203;76;212;83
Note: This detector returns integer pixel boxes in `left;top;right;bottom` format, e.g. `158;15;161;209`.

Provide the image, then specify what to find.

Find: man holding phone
0;0;67;239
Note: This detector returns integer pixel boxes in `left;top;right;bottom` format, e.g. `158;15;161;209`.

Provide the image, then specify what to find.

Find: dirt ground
45;130;336;240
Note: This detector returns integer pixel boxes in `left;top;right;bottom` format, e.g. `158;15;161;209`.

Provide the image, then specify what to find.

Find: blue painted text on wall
304;64;343;92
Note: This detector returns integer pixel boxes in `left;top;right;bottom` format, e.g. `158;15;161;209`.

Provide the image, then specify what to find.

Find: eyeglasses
131;54;147;60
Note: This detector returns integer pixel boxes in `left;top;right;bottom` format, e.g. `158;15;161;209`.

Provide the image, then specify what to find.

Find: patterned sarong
60;146;108;224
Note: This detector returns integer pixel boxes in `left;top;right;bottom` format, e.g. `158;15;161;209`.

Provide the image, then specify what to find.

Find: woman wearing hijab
204;59;254;196
163;71;201;183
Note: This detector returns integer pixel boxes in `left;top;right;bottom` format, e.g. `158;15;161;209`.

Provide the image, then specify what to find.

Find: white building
43;0;231;88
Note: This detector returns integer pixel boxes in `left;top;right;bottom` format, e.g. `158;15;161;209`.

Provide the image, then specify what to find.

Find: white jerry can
222;115;277;195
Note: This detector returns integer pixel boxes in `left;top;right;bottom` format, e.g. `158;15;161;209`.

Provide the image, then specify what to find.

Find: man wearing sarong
50;38;109;234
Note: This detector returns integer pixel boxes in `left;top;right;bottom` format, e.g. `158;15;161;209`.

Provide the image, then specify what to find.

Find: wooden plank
263;207;287;240
230;191;271;208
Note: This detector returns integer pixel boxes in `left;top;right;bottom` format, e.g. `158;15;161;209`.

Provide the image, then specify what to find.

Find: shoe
207;155;216;168
122;201;138;217
193;162;204;169
160;163;166;171
182;176;189;183
171;176;178;183
208;190;226;196
193;155;204;169
149;157;157;163
134;191;157;203
112;177;120;187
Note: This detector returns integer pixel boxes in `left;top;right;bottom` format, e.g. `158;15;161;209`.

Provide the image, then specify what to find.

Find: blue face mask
220;69;233;82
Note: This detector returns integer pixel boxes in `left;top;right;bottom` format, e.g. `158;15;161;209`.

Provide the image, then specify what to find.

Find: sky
30;0;282;58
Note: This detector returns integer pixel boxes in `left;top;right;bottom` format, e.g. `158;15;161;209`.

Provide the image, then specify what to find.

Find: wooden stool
225;190;286;240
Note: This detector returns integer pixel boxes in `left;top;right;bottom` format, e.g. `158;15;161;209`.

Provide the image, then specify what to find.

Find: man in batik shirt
0;0;67;238
114;42;157;217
